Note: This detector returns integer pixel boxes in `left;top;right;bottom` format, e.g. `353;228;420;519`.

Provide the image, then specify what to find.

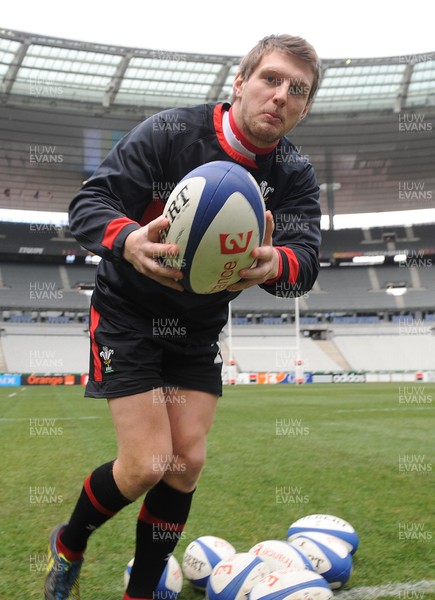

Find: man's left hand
227;210;279;292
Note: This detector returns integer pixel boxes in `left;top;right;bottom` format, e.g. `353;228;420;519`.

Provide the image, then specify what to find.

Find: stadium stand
0;221;85;259
1;323;89;372
223;323;435;372
333;331;435;371
320;224;435;257
0;262;91;314
229;261;435;315
226;325;344;372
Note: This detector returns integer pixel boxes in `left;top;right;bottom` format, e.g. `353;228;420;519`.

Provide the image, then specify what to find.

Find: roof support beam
206;60;233;102
2;39;30;96
394;63;413;114
103;53;132;108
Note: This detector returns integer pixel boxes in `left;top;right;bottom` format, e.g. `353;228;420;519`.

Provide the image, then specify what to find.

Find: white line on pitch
335;407;433;413
336;579;435;599
0;416;104;422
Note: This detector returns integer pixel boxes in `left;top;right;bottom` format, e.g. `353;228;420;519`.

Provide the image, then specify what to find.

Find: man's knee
164;446;206;492
114;453;172;500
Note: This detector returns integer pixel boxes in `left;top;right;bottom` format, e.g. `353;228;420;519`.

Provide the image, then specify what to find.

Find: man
45;34;322;599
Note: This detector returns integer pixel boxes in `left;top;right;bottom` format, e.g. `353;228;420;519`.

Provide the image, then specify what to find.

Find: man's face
232;49;314;148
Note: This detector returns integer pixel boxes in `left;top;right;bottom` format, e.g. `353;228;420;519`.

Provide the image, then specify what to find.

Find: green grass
0;383;434;599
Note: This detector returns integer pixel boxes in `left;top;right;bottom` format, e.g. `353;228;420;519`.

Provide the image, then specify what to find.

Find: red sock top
56;527;84;562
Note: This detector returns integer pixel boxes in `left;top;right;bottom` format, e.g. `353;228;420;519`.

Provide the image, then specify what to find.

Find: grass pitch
0;383;434;599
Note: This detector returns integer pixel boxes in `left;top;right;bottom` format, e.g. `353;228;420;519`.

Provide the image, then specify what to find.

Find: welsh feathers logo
219;231;253;254
100;345;114;374
260;180;274;202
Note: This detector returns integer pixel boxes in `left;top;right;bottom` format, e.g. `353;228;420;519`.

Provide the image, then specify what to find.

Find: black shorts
85;306;223;398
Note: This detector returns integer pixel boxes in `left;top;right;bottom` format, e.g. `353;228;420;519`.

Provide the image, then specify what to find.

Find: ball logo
263;574;279;588
210;261;238;293
215;564;233;576
219;231;253;254
161;184;191;242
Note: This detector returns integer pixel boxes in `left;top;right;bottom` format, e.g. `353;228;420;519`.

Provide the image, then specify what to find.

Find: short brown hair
231;34;321;104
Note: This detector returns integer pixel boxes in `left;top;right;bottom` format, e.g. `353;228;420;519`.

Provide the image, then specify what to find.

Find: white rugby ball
182;535;237;591
287;513;359;555
248;540;314;573
160;160;266;294
290;531;353;590
206;552;270;600
249;568;333;600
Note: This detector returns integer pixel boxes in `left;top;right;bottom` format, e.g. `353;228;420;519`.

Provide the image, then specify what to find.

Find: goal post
225;297;304;384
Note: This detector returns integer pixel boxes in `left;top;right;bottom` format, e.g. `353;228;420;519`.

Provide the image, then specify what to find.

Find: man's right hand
123;215;184;291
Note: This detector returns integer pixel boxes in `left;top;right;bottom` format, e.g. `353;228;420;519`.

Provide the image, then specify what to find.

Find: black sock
59;461;132;557
126;479;194;599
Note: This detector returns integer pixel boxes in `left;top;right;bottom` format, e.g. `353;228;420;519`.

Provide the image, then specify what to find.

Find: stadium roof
1;28;434;113
1;28;434;224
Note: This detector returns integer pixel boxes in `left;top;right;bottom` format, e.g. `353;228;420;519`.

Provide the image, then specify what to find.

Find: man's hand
227;210;279;292
123;215;184;291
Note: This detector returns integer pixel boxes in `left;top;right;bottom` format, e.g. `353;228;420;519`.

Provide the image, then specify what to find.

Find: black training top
69;102;321;342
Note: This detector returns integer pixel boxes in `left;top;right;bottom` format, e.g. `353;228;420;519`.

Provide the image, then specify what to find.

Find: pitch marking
336;579;435;599
0;416;103;422
335;407;432;413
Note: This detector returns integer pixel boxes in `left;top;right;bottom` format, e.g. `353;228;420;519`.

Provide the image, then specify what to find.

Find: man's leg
45;389;172;600
125;388;218;600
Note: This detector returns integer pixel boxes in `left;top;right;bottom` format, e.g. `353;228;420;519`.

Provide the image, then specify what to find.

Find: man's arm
228;162;321;296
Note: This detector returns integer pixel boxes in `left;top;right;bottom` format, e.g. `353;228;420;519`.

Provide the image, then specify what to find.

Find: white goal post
225;297;304;384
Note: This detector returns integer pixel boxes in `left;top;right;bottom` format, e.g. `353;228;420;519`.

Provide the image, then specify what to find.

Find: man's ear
233;72;244;99
299;99;313;120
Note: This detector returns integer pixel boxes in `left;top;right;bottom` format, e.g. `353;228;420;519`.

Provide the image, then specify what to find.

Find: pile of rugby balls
179;513;359;600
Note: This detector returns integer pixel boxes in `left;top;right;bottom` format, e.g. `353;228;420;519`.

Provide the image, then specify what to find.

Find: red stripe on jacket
89;306;102;382
281;247;300;283
102;217;137;250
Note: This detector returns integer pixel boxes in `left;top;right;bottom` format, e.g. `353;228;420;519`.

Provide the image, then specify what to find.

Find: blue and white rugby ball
206;552;270;600
182;535;237;591
287;513;359;555
249;568;333;600
289;531;353;589
160;161;266;294
248;540;314;573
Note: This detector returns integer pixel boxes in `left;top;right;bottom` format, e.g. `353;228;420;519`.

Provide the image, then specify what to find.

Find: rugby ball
160;160;266;294
124;554;183;597
249;568;333;600
289;531;353;589
248;540;314;572
287;513;359;555
206;552;270;600
182;535;237;591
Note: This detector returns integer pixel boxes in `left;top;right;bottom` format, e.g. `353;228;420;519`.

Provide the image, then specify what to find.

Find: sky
3;0;435;59
2;0;435;227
